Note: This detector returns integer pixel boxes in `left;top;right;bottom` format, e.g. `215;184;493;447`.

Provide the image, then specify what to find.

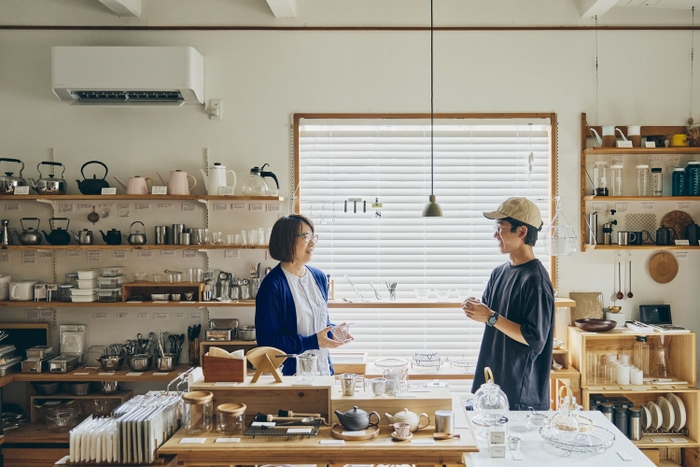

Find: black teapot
76;160;110;195
100;229;123;245
43;217;71;245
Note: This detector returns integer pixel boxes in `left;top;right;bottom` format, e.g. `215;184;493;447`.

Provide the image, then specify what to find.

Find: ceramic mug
10;280;37;301
0;275;11;301
670;134;689;147
627;126;641;147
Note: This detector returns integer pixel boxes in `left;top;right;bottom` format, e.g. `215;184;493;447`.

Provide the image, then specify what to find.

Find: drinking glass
226;234;235;245
212;231;223;245
240;230;247;245
296;352;318;382
257;227;266;245
247;229;258;245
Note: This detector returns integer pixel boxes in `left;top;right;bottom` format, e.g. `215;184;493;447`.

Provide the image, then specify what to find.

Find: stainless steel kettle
18;218;43;245
125;221;147;245
0;158;28;195
72;229;94;245
30;161;67;195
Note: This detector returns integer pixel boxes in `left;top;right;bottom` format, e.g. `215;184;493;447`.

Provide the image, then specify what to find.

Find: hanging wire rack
543;196;578;256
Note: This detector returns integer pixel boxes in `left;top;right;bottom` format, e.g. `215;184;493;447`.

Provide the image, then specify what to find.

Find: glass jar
610;164;624;196
64;273;78;288
633;335;650;375
686;161;700;196
593;161;609;196
57;284;74;302
636;164;651;196
651;167;663;196
672;167;686;196
216;402;246;435
181;391;214;435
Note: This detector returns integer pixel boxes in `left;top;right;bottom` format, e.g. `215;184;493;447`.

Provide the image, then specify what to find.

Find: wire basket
543;197;577;256
539;424;615;455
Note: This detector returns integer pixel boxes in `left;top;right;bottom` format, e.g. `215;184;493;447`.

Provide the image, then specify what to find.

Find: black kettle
686;222;700;246
76;160;110;195
656;226;671;246
43;217;71;245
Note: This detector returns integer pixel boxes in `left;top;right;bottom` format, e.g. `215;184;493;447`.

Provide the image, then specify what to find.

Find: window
294;114;555;360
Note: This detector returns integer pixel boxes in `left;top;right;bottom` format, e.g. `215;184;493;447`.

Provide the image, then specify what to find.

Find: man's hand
462;298;494;324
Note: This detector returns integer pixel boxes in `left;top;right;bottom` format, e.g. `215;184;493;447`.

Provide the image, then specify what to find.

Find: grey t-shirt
471;258;554;410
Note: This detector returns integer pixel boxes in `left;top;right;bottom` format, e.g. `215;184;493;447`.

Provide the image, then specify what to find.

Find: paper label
232;202;246;210
101;187;117;195
677;202;691;210
214;382;238;387
180;438;206;444
287;428;313;434
213;202;227;211
153;372;170;376
138;250;153;258
88;251;102;262
252;421;276;427
640;202;654;210
320;439;345;445
215;437;241;443
184;250;198;259
614;203;629;213
126;372;144;376
22;251;36;265
342;430;366;436
112;251;127;259
152;186;168;195
219;186;234;196
592;203;607;212
225;250;239;258
249;203;264;211
157;203;173;210
411;439;435;445
13;186;29;195
162;250;175;257
266;203;281;212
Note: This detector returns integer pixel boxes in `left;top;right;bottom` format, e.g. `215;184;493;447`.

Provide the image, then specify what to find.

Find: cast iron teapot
334;406;380;431
100;228;123;245
43;217;71;245
76;160;110;195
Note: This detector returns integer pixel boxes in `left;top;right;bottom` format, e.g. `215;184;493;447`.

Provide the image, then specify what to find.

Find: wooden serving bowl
574;318;616;332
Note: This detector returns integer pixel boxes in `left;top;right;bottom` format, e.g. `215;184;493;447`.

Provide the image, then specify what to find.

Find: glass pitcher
242;167;270;196
472;367;509;425
650;336;672;378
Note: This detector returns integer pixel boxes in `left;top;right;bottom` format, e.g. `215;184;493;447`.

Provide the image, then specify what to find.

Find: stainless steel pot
68;382;92;396
238;326;256;341
30;161;67;195
98;381;120;394
97;354;124;371
156;354;177;371
0;158;27;195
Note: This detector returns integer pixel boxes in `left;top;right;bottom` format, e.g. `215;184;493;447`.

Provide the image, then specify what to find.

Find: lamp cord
430;0;434;196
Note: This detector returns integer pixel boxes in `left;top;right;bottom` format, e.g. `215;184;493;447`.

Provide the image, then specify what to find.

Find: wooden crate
121;281;204;301
202;355;247;382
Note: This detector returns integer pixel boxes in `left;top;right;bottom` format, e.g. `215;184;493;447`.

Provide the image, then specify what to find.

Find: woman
255;214;350;376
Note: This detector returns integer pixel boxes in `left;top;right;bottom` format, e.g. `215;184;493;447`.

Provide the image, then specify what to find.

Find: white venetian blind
296;116;553;360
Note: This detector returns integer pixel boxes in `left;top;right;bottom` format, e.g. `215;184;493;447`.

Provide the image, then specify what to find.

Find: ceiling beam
97;0;141;17
266;0;297;18
580;0;618;18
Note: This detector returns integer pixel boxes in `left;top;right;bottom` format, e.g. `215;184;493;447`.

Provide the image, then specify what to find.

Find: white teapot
384;407;429;432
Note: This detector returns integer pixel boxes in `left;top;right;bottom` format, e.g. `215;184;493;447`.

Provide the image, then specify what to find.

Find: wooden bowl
574;319;616;332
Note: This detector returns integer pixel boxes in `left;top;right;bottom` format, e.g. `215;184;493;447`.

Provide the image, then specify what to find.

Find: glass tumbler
593;161;609;196
296;352;318;382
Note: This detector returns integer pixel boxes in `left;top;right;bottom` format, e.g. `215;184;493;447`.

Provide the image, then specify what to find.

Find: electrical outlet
208;99;223;121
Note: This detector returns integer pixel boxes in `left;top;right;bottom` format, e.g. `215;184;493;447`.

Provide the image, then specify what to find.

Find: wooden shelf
328;297;576;308
13;364;192;382
583;147;700;155
0;244;268;251
3;421;69;445
583;195;700;201
582;244;697;251
29;390;132;400
1;194;284;201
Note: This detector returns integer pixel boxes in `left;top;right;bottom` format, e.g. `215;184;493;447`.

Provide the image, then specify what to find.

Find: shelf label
25;309;39;320
674;252;689;260
611;155;624;165
22;251;36;265
94;313;107;319
112;251;127;260
189;313;202;320
0;252;8;263
101;187;117;195
648;155;662;164
58;203;73;214
138;250;153;258
117;313;130;319
640;202;654;210
135;203;151;211
614;203;629;213
232;202;246;210
40;309;53;320
67;250;81;258
88;251;102;262
225;250;239;258
157;203;174;210
219;186;234;196
77;203;92;210
667;155;681;165
4;203;19;212
677;202;691;211
152;186;168;195
99;202;114;209
592;202;607;213
117;203;130;210
674;239;690;246
249;203;264;211
155;313;168;319
266;203;281;212
40;251;53;259
182;204;195;212
184;250;198;259
138;313;149;319
13;186;29;195
161;250;176;257
213;202;227;212
171;313;184;319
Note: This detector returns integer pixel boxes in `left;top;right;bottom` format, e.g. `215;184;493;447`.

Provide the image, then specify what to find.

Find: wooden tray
330;423;379;441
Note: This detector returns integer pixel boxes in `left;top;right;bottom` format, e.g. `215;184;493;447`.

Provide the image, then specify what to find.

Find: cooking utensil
156;170;197;195
574;318;616;332
125;221;147;245
76;160;110;195
616;262;624;300
649;252;679;284
200;162;237;195
18;218;42;245
30;161;67;195
87;206;99;224
627;257;633;298
0;158;28;195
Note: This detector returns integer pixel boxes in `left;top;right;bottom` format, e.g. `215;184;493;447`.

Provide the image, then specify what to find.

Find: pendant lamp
422;0;442;217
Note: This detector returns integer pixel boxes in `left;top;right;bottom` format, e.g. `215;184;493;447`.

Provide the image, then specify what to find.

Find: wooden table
158;423;478;466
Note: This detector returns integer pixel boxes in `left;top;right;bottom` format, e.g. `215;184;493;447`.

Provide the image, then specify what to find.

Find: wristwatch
486;312;499;327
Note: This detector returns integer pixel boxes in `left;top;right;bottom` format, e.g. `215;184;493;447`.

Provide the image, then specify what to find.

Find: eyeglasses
493;222;512;233
297;233;319;244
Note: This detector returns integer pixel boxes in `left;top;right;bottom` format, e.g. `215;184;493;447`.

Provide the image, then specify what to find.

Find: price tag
232;202;246;210
161;250;176;257
67;251;81;258
645;141;657;148
118;313;130;319
617;140;633;148
219;186;234;196
182;204;195;212
40;251;53;259
101;187;117;195
225;250;239;258
151;186;168;195
249;203;264;211
675;239;690;246
13;186;29;195
117;203;130;210
155;313;168;319
649;155;662;164
112;251;127;259
667;155;681;165
135;203;150;211
126;372;144;376
213;202;227;212
58;203;73;214
189;313;202;320
215;437;241;443
674;252;689;260
184;250;198;259
611;155;624;165
4;203;19;211
77;203;92;210
157;203;174;210
592;203;607;212
171;313;184;318
641;202;654;210
138;313;149;319
138;250;153;258
88;251;102;262
677;202;691;210
614;203;629;213
266;203;281;212
22;251;36;265
94;313;107;319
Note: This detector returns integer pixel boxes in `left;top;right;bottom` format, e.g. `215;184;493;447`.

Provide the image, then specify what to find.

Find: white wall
1;1;699;381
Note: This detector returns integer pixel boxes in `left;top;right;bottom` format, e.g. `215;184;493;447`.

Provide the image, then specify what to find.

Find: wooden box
330;351;368;374
203;355;247;382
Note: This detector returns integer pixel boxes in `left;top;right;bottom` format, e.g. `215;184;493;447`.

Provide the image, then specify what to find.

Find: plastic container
686;161;700;196
97;288;122;302
672;167;686;196
593;161;609;196
636;164;651;196
76;270;99;280
100;266;124;277
182;391;214;435
610;164;623;196
651;167;663;196
216;402;246;434
96;276;124;288
76;278;98;289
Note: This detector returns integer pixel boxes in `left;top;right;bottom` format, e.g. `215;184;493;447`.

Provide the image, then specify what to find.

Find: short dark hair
268;214;315;262
504;217;539;247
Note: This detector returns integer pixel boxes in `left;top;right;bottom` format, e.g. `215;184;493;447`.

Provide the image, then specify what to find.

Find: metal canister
239;279;250;300
181;232;191;245
614;407;628;438
628;407;642;441
598;402;614;422
172;224;185;245
155;226;169;245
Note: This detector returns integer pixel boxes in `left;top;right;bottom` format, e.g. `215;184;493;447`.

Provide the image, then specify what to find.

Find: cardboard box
202;354;247;382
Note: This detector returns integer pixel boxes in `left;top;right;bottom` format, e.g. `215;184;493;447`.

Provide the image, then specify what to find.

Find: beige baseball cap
483;197;543;229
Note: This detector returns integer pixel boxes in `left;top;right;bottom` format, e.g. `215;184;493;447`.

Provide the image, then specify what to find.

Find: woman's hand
462;298;494;324
317;325;346;348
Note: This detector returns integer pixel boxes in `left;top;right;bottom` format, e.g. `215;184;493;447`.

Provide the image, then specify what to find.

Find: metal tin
209;319;239;330
26;345;53;359
48;355;80;373
21;355;54;373
172;224;185;245
155;225;169;245
205;329;234;341
0;345;16;361
0;356;22;376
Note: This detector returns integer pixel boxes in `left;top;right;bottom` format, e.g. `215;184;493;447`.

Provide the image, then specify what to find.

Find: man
463;197;554;410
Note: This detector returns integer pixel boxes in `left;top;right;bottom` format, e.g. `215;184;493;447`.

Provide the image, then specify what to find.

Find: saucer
391;431;413;441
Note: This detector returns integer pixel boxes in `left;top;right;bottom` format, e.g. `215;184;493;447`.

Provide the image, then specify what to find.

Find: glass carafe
633;335;650;376
650;336;671;378
241;168;270;196
549;386;580;441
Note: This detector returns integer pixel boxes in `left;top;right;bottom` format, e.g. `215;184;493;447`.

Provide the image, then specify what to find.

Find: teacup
526;413;548;430
393;422;411;439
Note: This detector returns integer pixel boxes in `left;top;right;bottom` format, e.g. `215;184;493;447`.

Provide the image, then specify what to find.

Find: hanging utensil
627;255;634;298
87;205;100;224
616;261;624;300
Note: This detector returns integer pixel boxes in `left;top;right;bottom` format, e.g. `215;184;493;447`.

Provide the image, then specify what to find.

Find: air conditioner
51;46;204;106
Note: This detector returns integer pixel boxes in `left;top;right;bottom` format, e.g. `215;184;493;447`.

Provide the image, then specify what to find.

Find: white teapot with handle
199;162;236;195
384;407;430;432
